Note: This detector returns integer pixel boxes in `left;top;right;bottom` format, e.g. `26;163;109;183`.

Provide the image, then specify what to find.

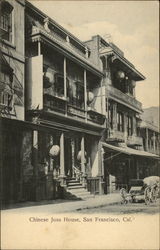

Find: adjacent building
0;0;159;207
0;0;26;205
85;36;159;193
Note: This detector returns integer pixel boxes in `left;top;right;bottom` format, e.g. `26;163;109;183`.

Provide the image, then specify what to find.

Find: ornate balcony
107;85;142;112
127;135;143;147
67;104;85;119
106;130;125;143
43;93;67;113
106;130;143;147
87;108;106;125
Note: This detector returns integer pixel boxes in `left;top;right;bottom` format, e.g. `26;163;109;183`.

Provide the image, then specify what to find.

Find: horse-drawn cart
120;176;159;205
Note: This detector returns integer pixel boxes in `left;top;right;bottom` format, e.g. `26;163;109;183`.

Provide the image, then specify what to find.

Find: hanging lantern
131;80;136;88
117;70;125;79
43;71;53;88
88;91;94;103
49;145;60;157
77;150;87;161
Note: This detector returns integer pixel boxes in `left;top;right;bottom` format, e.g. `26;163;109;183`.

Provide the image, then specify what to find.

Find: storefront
102;142;159;194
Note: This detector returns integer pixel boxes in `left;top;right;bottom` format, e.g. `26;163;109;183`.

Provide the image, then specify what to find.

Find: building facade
0;0;26;205
85;35;159;194
0;1;159;207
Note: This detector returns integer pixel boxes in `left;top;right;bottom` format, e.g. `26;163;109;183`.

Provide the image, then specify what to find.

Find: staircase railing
73;166;83;182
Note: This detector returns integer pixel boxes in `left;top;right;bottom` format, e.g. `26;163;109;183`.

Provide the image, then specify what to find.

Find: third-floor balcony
107;85;142;113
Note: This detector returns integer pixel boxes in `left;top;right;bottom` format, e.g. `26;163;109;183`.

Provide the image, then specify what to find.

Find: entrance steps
65;178;94;200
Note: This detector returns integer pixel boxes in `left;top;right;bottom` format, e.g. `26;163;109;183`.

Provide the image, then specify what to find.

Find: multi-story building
1;1;106;206
23;1;106;201
0;0;26;205
85;35;159;193
1;1;159;206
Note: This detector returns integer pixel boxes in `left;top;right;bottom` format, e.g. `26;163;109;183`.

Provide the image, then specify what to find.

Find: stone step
67;182;82;187
67;185;84;190
65;186;94;200
67;179;80;184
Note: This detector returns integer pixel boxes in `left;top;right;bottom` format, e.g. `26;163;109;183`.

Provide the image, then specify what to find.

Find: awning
102;142;159;159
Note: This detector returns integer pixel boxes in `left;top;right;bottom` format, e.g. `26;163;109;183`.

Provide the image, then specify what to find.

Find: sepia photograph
0;0;159;249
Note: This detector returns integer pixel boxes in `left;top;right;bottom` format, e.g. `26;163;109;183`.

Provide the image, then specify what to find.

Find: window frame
117;111;124;132
127;115;133;136
0;1;14;44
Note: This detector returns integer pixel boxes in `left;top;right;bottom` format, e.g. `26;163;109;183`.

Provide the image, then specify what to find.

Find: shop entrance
64;135;81;179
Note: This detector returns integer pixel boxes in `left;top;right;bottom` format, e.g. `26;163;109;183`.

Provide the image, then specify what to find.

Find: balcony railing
43;92;106;126
87;108;106;125
127;135;143;146
107;130;143;146
107;85;142;112
107;130;125;142
43;94;67;113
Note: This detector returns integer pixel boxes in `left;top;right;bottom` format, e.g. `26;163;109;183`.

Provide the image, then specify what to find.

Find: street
77;200;160;214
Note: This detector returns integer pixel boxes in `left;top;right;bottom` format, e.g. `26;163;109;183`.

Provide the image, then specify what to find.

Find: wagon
120;176;160;205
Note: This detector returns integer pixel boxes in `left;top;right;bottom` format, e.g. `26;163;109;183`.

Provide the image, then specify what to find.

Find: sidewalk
1;194;121;214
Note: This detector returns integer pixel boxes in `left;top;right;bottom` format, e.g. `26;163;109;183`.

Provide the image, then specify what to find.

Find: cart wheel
144;187;151;205
151;186;158;203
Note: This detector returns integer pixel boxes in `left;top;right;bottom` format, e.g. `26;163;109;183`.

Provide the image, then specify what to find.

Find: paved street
77;200;160;214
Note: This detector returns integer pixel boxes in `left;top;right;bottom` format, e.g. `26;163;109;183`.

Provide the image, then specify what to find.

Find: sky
31;0;159;109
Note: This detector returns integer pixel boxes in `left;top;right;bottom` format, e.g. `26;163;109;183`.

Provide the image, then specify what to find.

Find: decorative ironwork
43;94;66;113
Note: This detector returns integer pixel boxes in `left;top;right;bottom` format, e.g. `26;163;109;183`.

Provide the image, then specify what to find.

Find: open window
0;1;13;42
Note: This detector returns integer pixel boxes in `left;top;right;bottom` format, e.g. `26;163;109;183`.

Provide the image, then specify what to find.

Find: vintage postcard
0;0;159;249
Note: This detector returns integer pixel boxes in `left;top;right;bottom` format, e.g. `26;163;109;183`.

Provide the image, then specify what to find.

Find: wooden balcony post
153;132;156;153
98;142;104;195
145;128;148;151
136;159;140;179
63;57;67;98
49;135;53;171
38;40;41;56
32;130;39;200
59;132;66;186
84;70;87;121
112;103;117;130
81;135;86;186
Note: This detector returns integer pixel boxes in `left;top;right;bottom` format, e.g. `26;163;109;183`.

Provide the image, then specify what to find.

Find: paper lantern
131;80;136;88
88;91;94;103
117;71;125;79
49;145;60;157
77;150;87;161
43;71;53;88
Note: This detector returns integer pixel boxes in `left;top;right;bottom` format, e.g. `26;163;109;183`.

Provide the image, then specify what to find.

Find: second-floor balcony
107;129;143;147
127;135;143;147
43;91;106;126
107;85;142;113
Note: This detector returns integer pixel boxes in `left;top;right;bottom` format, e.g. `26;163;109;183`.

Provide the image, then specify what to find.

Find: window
0;1;13;42
68;81;84;109
0;91;12;108
108;105;113;129
54;74;64;97
127;116;133;136
117;112;124;132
